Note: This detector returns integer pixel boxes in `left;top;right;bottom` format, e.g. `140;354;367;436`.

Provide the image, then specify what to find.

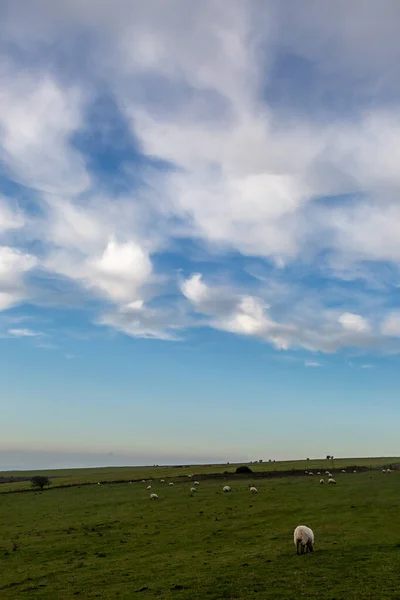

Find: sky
1;1;400;470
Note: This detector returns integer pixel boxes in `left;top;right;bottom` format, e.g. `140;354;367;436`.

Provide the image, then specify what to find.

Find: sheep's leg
297;541;301;555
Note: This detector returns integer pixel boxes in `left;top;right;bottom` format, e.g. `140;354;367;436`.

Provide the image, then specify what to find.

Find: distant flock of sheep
96;467;393;554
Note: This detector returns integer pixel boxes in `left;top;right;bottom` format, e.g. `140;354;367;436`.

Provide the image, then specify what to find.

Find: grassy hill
0;456;398;492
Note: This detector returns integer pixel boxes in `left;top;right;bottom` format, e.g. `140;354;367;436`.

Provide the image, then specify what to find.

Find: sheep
387;468;392;473
169;482;174;486
317;472;321;475
97;482;101;486
325;471;330;474
328;477;336;484
342;469;346;473
190;487;197;493
353;470;357;473
319;479;324;484
294;525;314;555
160;479;165;483
250;486;258;493
327;473;332;478
188;474;193;478
194;481;200;486
223;485;231;492
146;485;152;490
150;493;159;500
382;469;386;473
142;480;146;483
309;472;313;476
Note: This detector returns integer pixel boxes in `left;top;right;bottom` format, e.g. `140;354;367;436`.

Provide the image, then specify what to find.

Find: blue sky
1;1;400;469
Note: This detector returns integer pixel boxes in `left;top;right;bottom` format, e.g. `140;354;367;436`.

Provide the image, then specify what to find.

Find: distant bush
235;466;253;474
31;475;51;490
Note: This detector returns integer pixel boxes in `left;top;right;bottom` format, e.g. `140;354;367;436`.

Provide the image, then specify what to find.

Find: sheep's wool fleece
294;525;314;546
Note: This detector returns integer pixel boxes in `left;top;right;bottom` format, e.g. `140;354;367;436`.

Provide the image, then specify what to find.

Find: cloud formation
1;1;400;355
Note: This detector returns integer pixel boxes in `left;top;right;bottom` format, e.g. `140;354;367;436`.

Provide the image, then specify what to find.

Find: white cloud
0;66;89;195
338;312;370;333
305;361;322;368
1;2;400;352
8;328;41;337
381;313;400;338
0;198;24;232
0;246;37;311
98;301;184;341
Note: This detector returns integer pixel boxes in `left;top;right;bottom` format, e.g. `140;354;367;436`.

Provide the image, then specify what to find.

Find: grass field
1;461;400;599
1;456;399;491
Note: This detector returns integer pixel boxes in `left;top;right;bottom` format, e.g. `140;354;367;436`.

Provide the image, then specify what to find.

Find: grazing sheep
353;470;357;473
97;482;101;486
160;479;165;483
305;470;308;474
188;474;193;478
325;471;330;474
294;525;314;555
327;473;332;478
317;472;321;475
382;469;386;473
190;487;197;493
328;477;336;484
250;486;258;493
150;493;158;500
147;485;152;490
342;469;346;473
142;480;146;483
169;482;174;486
319;479;324;484
387;469;392;473
194;481;200;486
223;485;231;493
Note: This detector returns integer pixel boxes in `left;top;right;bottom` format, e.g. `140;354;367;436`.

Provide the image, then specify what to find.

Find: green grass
1;467;400;599
1;456;399;492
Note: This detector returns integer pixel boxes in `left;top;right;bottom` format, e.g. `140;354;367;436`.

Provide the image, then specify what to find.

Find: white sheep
325;471;330;474
160;479;165;483
342;469;346;473
250;486;258;493
150;493;158;500
327;473;332;478
294;525;314;555
353;470;357;473
147;485;152;490
387;468;392;473
319;478;324;484
97;482;101;486
190;487;197;493
194;481;200;486
317;472;321;475
169;482;174;486
382;469;386;473
328;477;336;484
142;480;146;483
188;474;193;478
223;485;231;493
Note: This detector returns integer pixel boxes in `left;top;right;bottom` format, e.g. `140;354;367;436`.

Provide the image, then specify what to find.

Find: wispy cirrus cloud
1;1;400;355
